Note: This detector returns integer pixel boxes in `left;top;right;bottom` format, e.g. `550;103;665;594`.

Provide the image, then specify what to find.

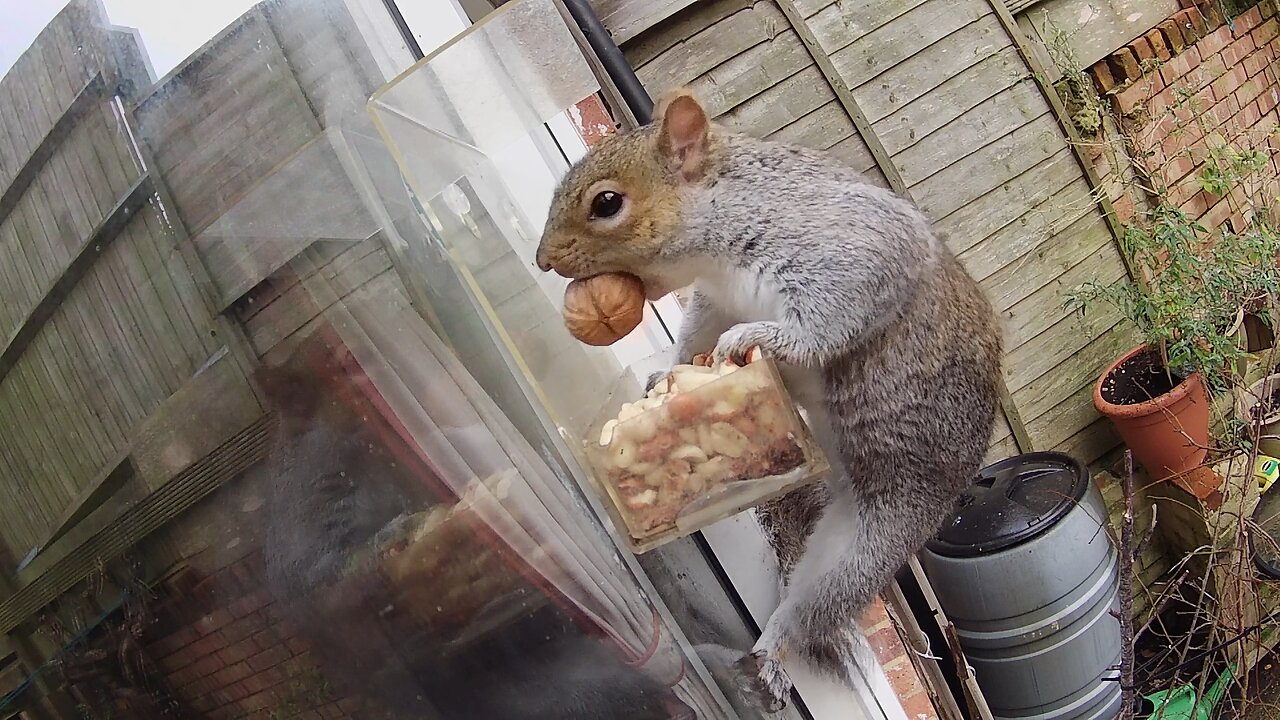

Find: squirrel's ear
657;90;709;183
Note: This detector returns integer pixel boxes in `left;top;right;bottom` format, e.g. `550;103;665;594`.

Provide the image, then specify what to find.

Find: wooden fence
615;0;1141;466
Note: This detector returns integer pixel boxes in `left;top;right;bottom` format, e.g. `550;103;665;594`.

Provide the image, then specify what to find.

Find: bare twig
1120;450;1138;720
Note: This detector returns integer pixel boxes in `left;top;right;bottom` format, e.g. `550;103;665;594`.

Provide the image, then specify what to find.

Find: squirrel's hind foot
733;648;792;714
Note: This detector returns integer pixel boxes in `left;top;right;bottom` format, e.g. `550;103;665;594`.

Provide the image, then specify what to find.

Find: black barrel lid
926;452;1088;558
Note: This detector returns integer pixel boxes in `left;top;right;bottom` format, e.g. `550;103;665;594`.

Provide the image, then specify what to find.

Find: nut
562;273;647;346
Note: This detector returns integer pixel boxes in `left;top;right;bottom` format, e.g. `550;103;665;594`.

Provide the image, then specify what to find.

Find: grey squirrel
536;89;1002;712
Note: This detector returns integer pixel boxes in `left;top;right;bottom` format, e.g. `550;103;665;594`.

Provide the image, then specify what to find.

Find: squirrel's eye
590;191;624;219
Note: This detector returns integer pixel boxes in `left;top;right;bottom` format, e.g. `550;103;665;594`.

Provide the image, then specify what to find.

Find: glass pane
0;0;785;718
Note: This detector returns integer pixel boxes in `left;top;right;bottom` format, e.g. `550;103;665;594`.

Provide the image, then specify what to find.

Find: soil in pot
1100;347;1184;406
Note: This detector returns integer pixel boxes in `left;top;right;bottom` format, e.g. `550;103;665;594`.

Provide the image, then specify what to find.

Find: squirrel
536;89;1002;712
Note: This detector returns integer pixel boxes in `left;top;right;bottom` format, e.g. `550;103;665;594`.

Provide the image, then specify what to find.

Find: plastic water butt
921;452;1122;720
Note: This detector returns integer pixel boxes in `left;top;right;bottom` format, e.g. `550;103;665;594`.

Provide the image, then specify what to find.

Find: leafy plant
1068;202;1280;394
1197;143;1268;196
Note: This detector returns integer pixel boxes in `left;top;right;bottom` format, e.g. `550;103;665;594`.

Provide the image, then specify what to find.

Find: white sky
1;0;257;80
0;0;468;82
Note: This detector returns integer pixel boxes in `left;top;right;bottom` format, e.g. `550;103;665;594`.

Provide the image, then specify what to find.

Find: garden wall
1084;0;1280;232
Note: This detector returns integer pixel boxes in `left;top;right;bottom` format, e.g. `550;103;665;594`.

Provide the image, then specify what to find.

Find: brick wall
144;554;367;720
860;599;939;720
1084;0;1280;230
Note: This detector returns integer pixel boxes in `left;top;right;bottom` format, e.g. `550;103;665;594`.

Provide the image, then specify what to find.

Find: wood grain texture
855;15;1009;125
0;176;154;385
875;47;1028;156
133;12;320;237
937;149;1078;255
891;80;1046;186
916;113;1066;221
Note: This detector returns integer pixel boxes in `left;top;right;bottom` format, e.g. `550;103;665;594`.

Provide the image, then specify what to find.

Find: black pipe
559;0;654;124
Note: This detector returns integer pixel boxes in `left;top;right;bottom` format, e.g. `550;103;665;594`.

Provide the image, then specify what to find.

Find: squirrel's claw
733;648;792;714
713;321;774;365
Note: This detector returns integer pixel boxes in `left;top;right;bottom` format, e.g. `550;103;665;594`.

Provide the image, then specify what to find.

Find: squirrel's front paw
733;648;792;714
644;369;669;393
713;322;778;365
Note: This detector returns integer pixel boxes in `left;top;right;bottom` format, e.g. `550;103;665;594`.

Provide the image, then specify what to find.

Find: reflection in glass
0;0;762;717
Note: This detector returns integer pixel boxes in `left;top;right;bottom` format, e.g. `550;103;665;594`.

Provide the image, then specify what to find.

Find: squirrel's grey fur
537;91;1002;711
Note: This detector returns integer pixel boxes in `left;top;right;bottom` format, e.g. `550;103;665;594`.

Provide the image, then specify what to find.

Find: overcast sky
2;0;471;85
1;0;259;80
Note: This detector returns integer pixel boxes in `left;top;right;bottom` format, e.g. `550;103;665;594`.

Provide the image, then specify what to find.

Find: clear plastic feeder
583;356;829;553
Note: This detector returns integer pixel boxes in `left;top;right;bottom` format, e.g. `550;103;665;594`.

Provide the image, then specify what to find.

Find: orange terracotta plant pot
1093;345;1211;480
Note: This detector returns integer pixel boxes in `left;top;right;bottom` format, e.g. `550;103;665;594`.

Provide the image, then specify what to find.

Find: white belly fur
695;267;827;411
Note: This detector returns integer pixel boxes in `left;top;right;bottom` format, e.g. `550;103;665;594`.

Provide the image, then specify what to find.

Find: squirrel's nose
535;246;555;273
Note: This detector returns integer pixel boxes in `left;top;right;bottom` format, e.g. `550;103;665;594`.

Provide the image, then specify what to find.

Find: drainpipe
558;0;654;123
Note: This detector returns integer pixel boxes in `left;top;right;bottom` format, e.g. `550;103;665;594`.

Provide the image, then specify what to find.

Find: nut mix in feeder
583;349;826;550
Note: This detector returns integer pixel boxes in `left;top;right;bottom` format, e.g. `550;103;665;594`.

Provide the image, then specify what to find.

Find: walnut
562;273;646;346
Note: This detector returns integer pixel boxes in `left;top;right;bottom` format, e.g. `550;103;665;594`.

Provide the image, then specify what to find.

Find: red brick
1194;52;1230;89
1200;24;1235;56
1131;36;1157;64
212;661;253;689
1149;84;1184;118
1090;61;1118;93
216;639;259;666
1208;93;1242;125
1205;2;1227;29
1146;29;1173;61
1264;0;1279;19
221;680;251;702
883;657;924;698
1161;46;1203;85
1204;194;1234;227
187;631;227;660
337;697;363;714
227;592;269;618
1160;120;1203;160
187;654;225;680
238;690;277;714
158;648;197;674
1112;193;1138;224
901;688;941;720
168;665;200;689
1245;48;1271;77
1176;7;1211;43
247;644;291;672
320;705;344;719
1115;77;1157;114
1211;64;1249;100
153;626;200;657
866;624;904;660
1253;18;1280;46
254;629;287;652
1235;78;1265;110
1235;98;1264;130
1260;87;1280;115
1108;47;1143;83
1223;33;1257;65
1179;0;1205;7
1161;20;1189;54
1234;6;1265;33
185;676;217;698
285;636;312;655
1163;154;1197;186
241;667;287;694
